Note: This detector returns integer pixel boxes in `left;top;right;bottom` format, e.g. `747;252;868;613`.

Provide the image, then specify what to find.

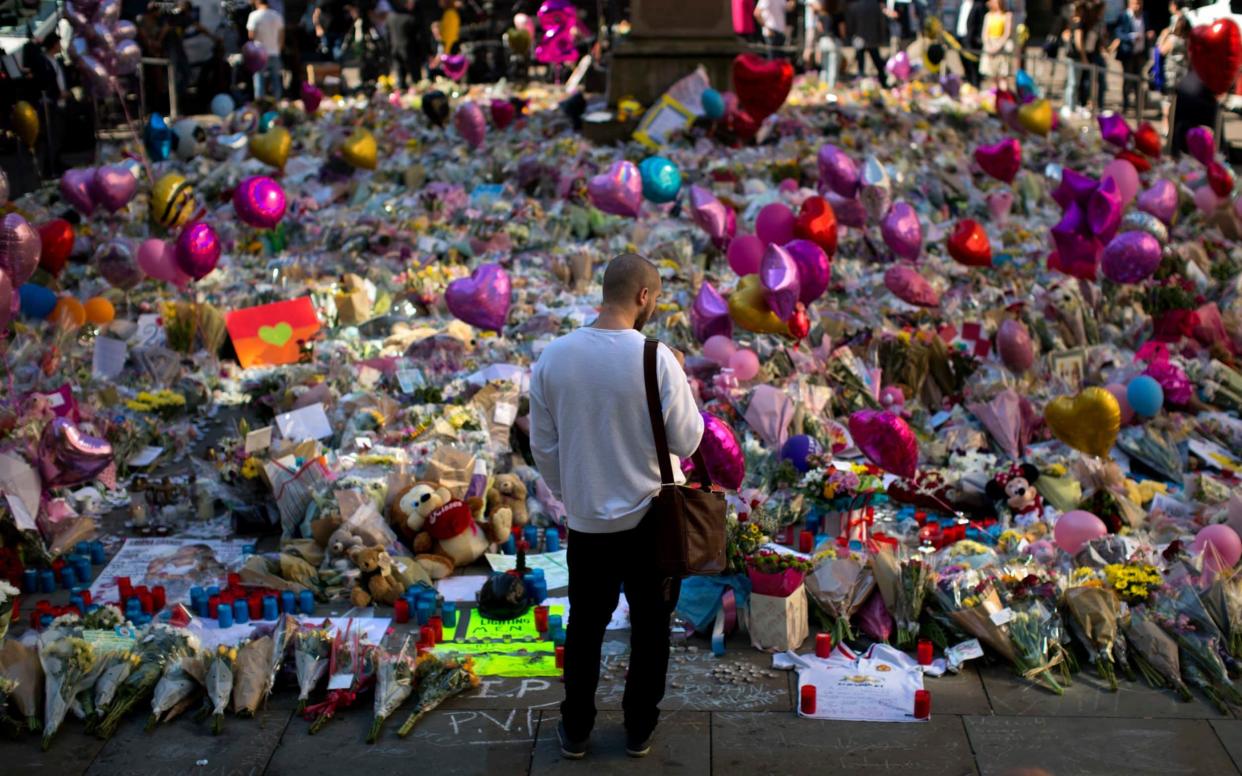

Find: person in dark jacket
954;0;986;85
846;0;888;85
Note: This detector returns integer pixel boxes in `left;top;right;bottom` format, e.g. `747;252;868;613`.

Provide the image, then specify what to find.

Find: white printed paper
126;446;164;467
92;337;128;380
275;403;334;441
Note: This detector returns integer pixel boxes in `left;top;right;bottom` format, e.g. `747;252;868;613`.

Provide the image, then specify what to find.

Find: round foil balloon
37;417;114;489
211;93;235;117
1054;510;1107;554
175;221;222;280
881;201;922;260
242;41;268;73
0;213;42;286
151;173;196;229
445;263;511;332
1101;231;1161;284
638;156;681;204
233;176;287;230
454;101;487;149
996;319;1035;374
687;412;745;490
848;410;918;479
94;239;142;290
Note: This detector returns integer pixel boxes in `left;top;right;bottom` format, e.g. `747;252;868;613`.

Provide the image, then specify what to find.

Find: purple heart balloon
175;221;222;280
884;264;940;307
817;144;860;197
587;160;642;218
848;410;918;479
1186;126;1215;166
784;239;830;305
95;239;142;290
1137;179;1178;225
37;417;114;489
0;213;41;286
760;243;801;321
682;411;745;490
1087;176;1123;241
881;201;922;260
691;281;732;343
60;167;96;215
1051;203;1101;280
454;101;487;149
445;262;511;333
1098;112;1132;148
940;71;962;99
233;175;287;230
1051;168;1098;211
1101;231;1162;284
825;192;866;228
90;165;137;213
689;185;733;247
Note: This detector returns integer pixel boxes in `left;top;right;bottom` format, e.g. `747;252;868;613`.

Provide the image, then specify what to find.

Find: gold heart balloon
249;126;291;170
1045;386;1120;458
1017;99;1053;136
341;128;378;170
150;172;196;229
728;274;789;336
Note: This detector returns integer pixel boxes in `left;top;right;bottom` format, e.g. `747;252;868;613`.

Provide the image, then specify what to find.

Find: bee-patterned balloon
150;173;196;229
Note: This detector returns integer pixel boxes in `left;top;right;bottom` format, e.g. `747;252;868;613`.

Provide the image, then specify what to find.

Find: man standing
529;254;704;760
247;0;285;99
755;0;793;58
1112;0;1146;111
956;0;985;85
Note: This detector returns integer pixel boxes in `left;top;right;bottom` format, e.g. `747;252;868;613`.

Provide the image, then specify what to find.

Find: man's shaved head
602;253;660;305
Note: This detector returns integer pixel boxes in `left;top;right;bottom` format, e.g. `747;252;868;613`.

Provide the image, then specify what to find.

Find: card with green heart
224;297;320;368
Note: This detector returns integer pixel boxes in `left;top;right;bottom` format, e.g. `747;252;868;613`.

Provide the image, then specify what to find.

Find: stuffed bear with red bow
985;463;1044;527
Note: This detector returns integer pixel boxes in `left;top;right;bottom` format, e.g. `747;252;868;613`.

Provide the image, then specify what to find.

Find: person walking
955;0;985;86
1112;0;1146;112
247;0;285;99
847;0;888;85
529;254;704;761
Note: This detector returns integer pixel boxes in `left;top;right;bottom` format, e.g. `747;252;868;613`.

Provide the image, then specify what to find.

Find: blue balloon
1127;375;1164;418
19;283;58;319
210;93;235;118
701;88;726;120
144;114;172;162
1015;69;1038;99
638;156;682;204
259;110;280;133
779;434;822;473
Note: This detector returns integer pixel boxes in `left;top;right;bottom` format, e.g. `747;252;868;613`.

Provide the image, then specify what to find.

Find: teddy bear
390;481;493;577
327;525;365;561
487;472;528;529
348;545;404;607
985;463;1045;528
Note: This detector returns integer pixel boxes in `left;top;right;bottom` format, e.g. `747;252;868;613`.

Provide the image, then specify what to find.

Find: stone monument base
606;35;744;107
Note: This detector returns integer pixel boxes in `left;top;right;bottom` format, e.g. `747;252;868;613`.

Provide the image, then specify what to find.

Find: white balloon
172;119;206;161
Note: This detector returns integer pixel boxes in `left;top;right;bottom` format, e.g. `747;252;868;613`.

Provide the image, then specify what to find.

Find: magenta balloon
689;185;732;247
587;160;642;218
445;262;511;332
233;175;287;230
94;0;120;25
242;41;268;73
755;202;795;245
454;101;487;149
817;144;859;197
825;192;866;228
1054;510;1107;554
60;168;96;214
1051;168;1098;211
1137;179;1178;225
37;417;114;489
301;82;324;113
727;234;764;276
691;281;732;343
784;239;830;304
90;165;137;213
1185;126;1215;165
534;0;580;65
692;411;745;490
1194;185;1221;214
94;239;141;290
883;264;939;307
1086;175;1123;241
114;38;141;75
1192;524;1242;575
881;201;922;260
1101;159;1139;205
1051;202;1101;280
760;243;800;321
848;409;918;479
136;237;190;288
996;319;1035;374
0;213;41;286
1097;112;1131;148
175;221;222;280
1101;231;1162;284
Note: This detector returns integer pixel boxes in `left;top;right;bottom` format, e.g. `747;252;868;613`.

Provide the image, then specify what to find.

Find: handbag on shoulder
642;338;727;578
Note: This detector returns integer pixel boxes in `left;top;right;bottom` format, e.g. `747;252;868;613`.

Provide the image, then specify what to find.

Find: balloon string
109;79;157;187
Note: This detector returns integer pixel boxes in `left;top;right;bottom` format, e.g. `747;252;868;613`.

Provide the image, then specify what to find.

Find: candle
799;530;814;554
217;605;233;628
208;595;221;618
441;602;457;627
917;639;933;666
429;615;443;642
299;590;315;614
80;590;92;607
534;605;549;633
281;591;296;614
233;599;249;625
90;541;106;564
262;596;279;620
914;689;931;719
207;585;220;598
39;570;56;593
416;599;434;626
59;567;77;590
22;569;37;593
248;596;262;621
800;684;817;715
420;626;436;646
394;599;410;624
227;572;241;588
501;535;516;555
152;586;166;611
815;633;833;659
555;645;565;669
545;530;561;552
139;593;153;614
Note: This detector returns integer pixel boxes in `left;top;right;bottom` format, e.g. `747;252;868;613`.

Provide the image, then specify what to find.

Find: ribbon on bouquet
303;689;357;721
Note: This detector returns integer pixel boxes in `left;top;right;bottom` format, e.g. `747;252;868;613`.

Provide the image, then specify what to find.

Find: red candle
420;626;436;646
80;590;92;607
134;585;149;598
115;575;131;590
248;596;262;620
914;511;928;526
914;689;931;719
917;639;933;666
534;605;549;633
138;593;153;614
227;573;241;588
208;595;220;618
555;645;565;669
815;633;833;659
35;598;52;612
151;586;165;611
800;684;817;715
429;615;443;642
394;599;410;624
799;530;814;554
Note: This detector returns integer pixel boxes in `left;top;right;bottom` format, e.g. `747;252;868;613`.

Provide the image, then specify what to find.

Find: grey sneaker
557;721;587;759
625;730;653;758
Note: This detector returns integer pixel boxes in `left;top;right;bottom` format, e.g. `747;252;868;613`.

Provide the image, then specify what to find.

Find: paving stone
711;711;976;776
0;720;107;776
529;710;709;776
978;662;1223;719
966;716;1239;776
1210;720;1242;772
929;664;992;716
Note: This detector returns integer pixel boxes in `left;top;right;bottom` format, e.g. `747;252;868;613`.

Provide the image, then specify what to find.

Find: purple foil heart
760;243;801;321
691;281;732;343
1136;179;1178;225
445;262;511;333
587;160;642;218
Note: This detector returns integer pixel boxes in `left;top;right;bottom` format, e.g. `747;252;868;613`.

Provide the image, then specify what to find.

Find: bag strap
643;339;711;487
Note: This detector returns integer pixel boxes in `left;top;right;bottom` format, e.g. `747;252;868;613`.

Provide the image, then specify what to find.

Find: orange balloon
83;297;115;325
51;297;86;328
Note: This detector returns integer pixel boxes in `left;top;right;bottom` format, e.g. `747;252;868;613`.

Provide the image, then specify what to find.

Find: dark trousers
856;47;888;86
1122;52;1145;110
561;512;681;742
962;54;980;87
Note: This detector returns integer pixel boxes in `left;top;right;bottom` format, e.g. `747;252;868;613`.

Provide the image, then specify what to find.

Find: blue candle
416;599;434;626
60;567;77;590
23;569;37;593
262;596;279;620
233;599;249;624
441;602;457;627
523;524;539;550
551;627;566;646
207;585;221;598
281;591;296;614
545;530;561;552
40;614;53;629
242;544;256;556
217;605;233;628
90;541;106;564
69;595;84;612
299;590;315;615
39;570;56;593
548;614;562;632
501;535;516;555
75;541;90;556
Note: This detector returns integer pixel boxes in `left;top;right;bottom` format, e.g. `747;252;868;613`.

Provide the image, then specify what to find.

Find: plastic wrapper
396;655;479;737
1152;584;1242;711
38;627;99;749
232;636;276;716
0;640;43;730
1124;609;1192;700
805;555;874;646
95;624;199;739
147;655;204;729
367;638;418;743
294;623;332;713
1200;572;1242;659
1064;586;1123;690
203;645;236;735
872;548;930;649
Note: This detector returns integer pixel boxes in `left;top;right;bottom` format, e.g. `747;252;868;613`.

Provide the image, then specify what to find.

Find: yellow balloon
12;101;39;148
250;126;291;170
728;274;790;336
52;297;86;328
151;173;196;229
341;128;377;170
83;297;116;325
1044;386;1121;458
1017;99;1053;136
441;9;461;52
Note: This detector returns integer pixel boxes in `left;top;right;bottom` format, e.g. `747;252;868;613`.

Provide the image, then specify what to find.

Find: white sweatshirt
529;327;705;534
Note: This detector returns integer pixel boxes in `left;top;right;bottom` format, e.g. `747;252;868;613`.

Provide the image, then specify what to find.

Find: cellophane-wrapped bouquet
805;550;874;647
305;623;376;734
294;621;332;713
1124;606;1193;701
1151;582;1242;712
146;651;204;730
202;643;237;735
396;654;479;737
1062;579;1125;691
95;624;199;738
38;619;100;749
368;637;418;743
996;564;1072;695
872;548;931;649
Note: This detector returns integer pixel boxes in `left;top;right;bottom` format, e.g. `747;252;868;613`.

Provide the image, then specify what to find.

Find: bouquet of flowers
95;624;199;739
805;552;874;647
872;549;931;650
1063;585;1124;690
396;654;479;737
146;653;204;730
293;622;332;713
1152;583;1242;712
1125;607;1193;701
0;579;18;641
1200;570;1242;660
305;623;376;734
1006;601;1070;695
0;639;43;730
1102;562;1164;605
725;518;767;575
747;550;815;598
231;636;276;717
262;615;299;703
367;638;419;743
201;644;237;735
932;568;1020;666
38;625;99;749
84;648;140;732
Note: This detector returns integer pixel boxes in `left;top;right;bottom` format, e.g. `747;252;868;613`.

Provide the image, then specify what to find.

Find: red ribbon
302;689;357;721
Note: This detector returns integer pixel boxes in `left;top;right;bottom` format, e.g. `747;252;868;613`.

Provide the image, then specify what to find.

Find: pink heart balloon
760;243;801;321
848;410;918;479
691;281;732;343
1087;176;1123;240
587;160;642;218
301;82;323;113
1186;126;1215;165
884;265;940;308
689;185;733;248
1137;179;1178;224
37;417;114;489
90;165;138;213
974;138;1022;183
441;53;468;81
880;201;922;260
445;262;511;332
454;101;487;149
0;213;41;286
1097;112;1132;148
137;237;190;288
987;190;1014;224
825;192;866;228
784;239;831;305
490;98;517;129
817;144;860;197
997;319;1035;373
1101;231;1162;284
683;411;745;490
60;167;96;215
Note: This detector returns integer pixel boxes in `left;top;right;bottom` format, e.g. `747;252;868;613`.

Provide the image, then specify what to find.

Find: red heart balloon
1134;122;1161;158
729;107;760;142
1116;148;1151;173
794;196;838;255
1207;160;1234;197
731;54;793;121
788;303;810;340
947;219;992;267
37;219;74;277
490;99;516;130
1189;19;1242;95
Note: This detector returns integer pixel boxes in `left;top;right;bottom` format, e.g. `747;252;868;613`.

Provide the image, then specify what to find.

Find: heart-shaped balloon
1051;168;1098;211
881;201;922;260
1189;18;1242;95
490;98;517;129
1186;126;1215;165
94;238;142;290
848;410;918;479
995;90;1021;133
987;190;1014;224
1016;98;1053;135
728;274;789;335
341;128;377;170
233;175;286;230
1137;179;1178;224
1206;160;1234;197
884;265;940;308
1098;112;1132;148
1044;386;1121;458
785;239;831;305
825;192;866;228
60;167;96;215
1116;148;1150;174
37;417;114;489
947;219;992;267
1051;202;1101;280
454;101;486;149
817;144;859;197
441;53;469;81
1087;176;1123;240
689;185;734;247
794;195;838;256
137;237;190;288
689;412;745;490
1101;231;1162;284
37;219;74;277
731;53;793;121
588;160;642;218
1134;122;1161;157
300;82;323;113
445;263;511;332
940;71;962;98
422;90;450;127
175;221;221;280
997;319;1035;373
760;243;801;321
0;213;41;286
250;126;291;169
691;282;732;343
90;165;137;213
975;138;1022;183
